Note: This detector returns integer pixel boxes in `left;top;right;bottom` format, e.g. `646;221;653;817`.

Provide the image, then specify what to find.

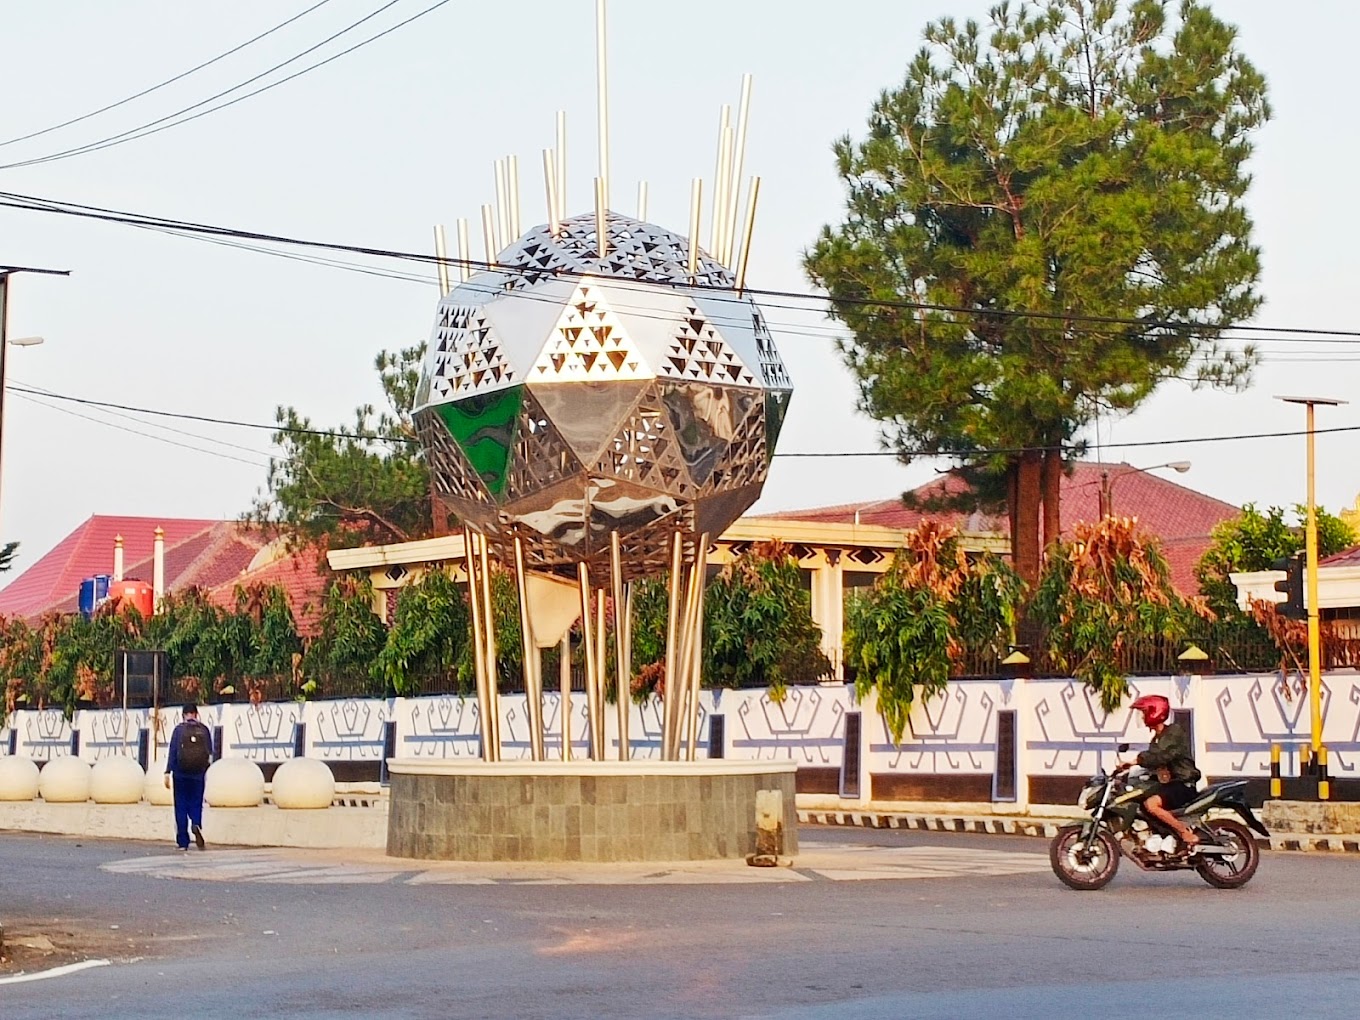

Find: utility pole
1278;395;1346;795
0;265;69;535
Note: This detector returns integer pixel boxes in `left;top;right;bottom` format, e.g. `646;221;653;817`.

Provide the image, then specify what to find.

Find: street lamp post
1277;395;1347;787
0;265;69;536
1099;460;1192;518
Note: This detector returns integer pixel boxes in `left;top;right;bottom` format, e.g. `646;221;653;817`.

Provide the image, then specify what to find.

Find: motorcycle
1049;743;1271;890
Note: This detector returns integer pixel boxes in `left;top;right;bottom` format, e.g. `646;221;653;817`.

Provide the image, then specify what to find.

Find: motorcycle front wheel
1050;825;1120;890
1196;818;1260;889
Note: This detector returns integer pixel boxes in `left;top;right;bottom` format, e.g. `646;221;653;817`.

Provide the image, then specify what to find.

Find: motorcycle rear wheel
1050;825;1120;890
1196;818;1260;889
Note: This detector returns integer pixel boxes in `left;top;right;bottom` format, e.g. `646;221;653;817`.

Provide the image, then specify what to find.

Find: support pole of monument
673;537;703;758
595;0;610;217
710;105;731;257
457;218;471;283
560;632;572;762
464;528;492;761
481;205;497;266
555;111;567;226
578;562;602;759
595;177;608;259
494;158;509;253
727;73;753;262
594;585;608;755
543;149;560;238
663;531;684;760
513;536;544;761
687;178;703;276
508;154;521;241
477;532;501;760
684;534;710;761
611;531;630;760
433;225;451;297
734;177;762;295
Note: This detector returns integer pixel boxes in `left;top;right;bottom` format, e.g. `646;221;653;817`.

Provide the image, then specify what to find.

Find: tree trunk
1007;459;1019;556
430;489;449;538
1041;446;1062;554
1013;450;1042;585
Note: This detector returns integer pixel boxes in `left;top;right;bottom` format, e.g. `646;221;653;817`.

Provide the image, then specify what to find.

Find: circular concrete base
0;756;40;801
205;758;266;807
386;759;798;863
39;756;92;803
144;769;174;806
91;756;145;804
272;757;335;809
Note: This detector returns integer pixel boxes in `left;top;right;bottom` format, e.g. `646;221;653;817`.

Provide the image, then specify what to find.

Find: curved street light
1099;460;1192;518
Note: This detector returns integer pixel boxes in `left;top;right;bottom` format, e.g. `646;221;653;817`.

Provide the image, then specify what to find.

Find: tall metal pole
1305;402;1322;757
0;266;67;537
1279;395;1345;766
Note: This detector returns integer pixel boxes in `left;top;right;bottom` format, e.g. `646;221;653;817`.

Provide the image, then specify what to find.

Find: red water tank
109;579;155;618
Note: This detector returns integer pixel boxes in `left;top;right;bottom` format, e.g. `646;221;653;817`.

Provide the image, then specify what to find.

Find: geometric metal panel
434;386;523;498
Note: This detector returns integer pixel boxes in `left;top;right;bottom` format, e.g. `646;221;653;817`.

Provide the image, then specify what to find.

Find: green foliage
804;0;1269;577
703;542;832;699
1196;503;1358;611
375;568;470;697
842;523;1022;742
302;576;389;696
0;541;17;573
251;344;433;549
455;569;523;692
1032;517;1211;712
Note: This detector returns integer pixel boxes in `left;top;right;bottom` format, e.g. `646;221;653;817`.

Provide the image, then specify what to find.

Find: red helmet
1131;694;1170;728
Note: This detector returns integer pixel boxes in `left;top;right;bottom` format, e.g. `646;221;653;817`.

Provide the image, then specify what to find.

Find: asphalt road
3;826;1358;1019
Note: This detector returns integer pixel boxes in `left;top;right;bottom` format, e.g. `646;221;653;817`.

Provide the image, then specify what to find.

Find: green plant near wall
703;540;832;700
302;576;389;697
455;567;523;693
1032;516;1214;713
843;522;1022;743
375;568;471;696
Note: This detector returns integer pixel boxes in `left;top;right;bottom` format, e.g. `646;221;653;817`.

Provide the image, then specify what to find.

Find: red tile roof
1322;546;1360;568
0;516;237;619
205;549;332;639
757;462;1239;594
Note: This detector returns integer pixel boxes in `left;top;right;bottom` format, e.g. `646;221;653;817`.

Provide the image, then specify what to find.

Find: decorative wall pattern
5;674;1354;803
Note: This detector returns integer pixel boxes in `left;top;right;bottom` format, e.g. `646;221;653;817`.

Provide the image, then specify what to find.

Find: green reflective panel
765;390;792;464
435;386;524;497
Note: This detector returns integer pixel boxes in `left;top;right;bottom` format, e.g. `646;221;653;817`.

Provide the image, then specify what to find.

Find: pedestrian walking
164;704;212;851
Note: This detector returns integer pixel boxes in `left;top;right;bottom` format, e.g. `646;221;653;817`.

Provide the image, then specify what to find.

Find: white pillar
112;534;124;582
809;555;845;681
152;527;165;614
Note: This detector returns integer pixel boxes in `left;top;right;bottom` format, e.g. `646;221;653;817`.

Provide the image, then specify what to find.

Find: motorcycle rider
1116;694;1202;850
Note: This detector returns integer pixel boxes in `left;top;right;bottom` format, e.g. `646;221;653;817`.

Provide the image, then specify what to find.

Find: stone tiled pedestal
386;760;798;862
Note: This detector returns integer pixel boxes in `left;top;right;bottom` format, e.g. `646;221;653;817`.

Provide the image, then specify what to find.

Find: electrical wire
0;0;454;171
7;184;1360;352
10;382;1360;459
0;0;336;150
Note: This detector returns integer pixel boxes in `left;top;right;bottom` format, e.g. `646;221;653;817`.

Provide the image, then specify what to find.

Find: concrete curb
798;809;1063;838
1270;834;1360;853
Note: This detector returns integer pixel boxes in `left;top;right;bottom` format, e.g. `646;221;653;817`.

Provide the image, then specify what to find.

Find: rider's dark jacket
1136;723;1201;785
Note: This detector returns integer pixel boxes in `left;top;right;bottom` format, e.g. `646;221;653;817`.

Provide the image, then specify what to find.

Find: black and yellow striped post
1270;744;1282;798
1319;745;1331;801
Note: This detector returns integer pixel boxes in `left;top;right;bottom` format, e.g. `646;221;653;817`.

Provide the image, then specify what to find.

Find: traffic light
1272;554;1306;620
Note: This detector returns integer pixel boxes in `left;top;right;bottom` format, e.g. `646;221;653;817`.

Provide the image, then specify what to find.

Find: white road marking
0;959;111;986
101;841;1048;886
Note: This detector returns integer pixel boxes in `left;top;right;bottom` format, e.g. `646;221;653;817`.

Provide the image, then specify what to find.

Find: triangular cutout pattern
428;305;516;400
698;390;766;495
504;389;585;499
752;307;792;390
416;408;493;506
593;390;695;498
659;303;757;385
529;285;651;381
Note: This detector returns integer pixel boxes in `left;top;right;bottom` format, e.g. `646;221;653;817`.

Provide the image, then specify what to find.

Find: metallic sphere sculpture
413;212;793;577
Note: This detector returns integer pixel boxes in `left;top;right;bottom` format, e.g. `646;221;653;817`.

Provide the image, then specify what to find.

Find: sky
0;0;1357;579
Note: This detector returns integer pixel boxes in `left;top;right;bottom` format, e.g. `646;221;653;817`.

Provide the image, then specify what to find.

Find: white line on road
0;958;111;986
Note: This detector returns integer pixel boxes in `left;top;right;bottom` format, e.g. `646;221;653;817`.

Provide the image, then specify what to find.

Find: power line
13;391;269;467
11;382;1360;460
4;187;1360;345
0;0;453;170
0;0;336;150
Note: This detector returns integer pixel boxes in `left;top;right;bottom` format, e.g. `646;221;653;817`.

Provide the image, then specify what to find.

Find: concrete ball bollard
38;756;93;803
0;756;41;801
90;757;146;804
144;768;174;806
271;757;336;809
204;758;266;807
